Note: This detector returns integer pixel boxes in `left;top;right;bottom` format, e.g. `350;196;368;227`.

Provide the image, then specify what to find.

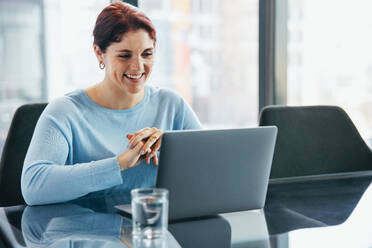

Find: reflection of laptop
116;127;277;221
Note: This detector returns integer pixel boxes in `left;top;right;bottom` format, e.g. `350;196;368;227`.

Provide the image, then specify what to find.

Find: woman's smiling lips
123;73;144;83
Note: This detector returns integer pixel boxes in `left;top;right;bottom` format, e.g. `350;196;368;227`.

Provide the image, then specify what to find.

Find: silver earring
99;62;105;70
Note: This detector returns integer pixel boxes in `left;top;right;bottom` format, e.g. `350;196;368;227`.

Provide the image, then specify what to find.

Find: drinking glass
131;188;169;239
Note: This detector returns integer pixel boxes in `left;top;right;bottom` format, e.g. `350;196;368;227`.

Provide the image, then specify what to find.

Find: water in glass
132;193;168;239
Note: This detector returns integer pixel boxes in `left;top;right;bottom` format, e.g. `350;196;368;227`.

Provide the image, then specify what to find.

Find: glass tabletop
1;175;372;248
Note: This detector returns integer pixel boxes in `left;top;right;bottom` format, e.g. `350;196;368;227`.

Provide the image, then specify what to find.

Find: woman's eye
118;54;131;59
142;52;153;57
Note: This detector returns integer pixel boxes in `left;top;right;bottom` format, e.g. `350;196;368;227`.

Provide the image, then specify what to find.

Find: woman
21;2;201;205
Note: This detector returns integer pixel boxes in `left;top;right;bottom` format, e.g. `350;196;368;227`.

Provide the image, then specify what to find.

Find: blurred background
0;0;372;154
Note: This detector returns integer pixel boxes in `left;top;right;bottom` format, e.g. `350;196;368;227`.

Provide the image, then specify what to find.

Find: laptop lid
156;126;277;220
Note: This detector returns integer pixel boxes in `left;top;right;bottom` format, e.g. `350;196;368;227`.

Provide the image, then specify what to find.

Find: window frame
259;0;288;110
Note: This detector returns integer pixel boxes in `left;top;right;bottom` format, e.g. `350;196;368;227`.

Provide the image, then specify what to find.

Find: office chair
0;232;7;248
259;105;372;178
0;206;27;247
0;103;47;206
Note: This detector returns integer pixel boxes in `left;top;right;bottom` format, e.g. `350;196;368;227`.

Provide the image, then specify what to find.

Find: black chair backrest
4;206;26;246
259;105;372;178
0;103;47;206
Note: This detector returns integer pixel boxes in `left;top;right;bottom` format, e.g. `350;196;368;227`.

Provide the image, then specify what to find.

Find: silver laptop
116;126;277;221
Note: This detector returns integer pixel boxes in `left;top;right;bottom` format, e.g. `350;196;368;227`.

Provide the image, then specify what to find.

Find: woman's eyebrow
116;49;132;53
116;48;153;53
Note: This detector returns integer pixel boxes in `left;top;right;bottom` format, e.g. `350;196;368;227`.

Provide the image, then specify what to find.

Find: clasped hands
118;127;163;170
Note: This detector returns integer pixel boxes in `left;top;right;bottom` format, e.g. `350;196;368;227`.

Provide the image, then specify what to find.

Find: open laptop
116;126;277;221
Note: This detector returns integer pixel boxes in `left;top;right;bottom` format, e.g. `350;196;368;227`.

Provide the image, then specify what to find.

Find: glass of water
131;188;169;239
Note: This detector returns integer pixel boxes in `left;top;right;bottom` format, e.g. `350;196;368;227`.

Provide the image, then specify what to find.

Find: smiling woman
20;2;202;206
89;2;156;107
89;30;155;109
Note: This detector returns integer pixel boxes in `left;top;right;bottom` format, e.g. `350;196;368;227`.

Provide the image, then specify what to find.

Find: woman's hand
127;127;163;166
117;140;146;170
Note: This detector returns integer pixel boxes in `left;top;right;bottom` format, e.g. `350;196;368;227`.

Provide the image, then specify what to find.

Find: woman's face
96;29;155;94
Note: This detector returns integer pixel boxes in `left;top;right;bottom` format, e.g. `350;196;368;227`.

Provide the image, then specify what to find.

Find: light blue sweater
21;85;202;205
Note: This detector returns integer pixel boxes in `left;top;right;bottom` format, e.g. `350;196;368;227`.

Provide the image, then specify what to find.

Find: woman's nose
129;56;144;71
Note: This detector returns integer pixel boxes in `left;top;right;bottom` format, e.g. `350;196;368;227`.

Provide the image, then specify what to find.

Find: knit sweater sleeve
21;111;123;206
174;97;203;130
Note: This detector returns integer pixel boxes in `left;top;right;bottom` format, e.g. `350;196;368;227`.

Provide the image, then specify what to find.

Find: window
140;0;259;128
43;0;109;99
0;0;109;153
0;0;45;151
287;0;372;140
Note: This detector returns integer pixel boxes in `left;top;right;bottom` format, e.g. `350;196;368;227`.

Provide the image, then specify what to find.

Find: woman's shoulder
147;85;184;103
42;89;85;118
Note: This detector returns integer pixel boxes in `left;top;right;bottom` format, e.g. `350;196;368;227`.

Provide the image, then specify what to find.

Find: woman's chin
124;82;145;94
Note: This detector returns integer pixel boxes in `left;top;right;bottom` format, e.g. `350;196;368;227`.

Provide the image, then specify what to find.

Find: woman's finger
126;134;134;148
145;152;153;165
128;128;148;147
152;152;159;166
128;128;153;148
151;136;162;153
125;140;146;169
141;130;162;155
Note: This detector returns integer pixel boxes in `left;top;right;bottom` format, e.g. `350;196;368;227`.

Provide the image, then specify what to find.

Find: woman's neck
85;81;145;110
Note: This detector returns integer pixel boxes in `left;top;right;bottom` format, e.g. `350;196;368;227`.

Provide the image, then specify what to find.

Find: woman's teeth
125;74;143;79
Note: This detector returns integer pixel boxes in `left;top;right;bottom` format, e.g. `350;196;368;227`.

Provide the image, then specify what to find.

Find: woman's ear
93;44;104;62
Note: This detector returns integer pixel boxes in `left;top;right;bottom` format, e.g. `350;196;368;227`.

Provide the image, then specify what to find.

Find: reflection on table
22;203;180;248
0;174;371;247
287;183;372;247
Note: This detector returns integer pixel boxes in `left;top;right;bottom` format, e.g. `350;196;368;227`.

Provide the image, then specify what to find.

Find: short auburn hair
93;2;156;53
